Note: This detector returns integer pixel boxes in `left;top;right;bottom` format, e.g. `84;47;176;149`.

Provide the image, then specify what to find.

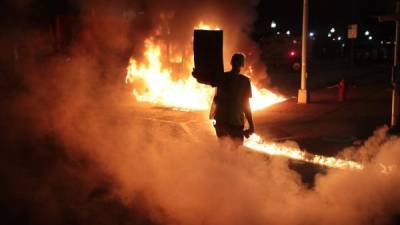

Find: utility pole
298;0;310;104
378;1;400;128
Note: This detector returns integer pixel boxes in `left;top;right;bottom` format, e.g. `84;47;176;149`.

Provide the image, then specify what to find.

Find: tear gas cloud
1;0;400;225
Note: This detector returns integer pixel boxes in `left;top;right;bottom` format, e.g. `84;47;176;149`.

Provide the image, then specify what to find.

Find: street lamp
271;21;277;29
365;30;370;36
298;0;310;104
377;1;400;128
338;36;342;41
309;32;315;37
369;36;373;40
328;33;332;37
330;27;336;33
286;30;291;36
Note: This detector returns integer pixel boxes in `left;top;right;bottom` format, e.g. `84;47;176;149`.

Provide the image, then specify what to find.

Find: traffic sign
348;24;358;39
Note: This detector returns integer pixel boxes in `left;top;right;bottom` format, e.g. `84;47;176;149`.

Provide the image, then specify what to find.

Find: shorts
214;123;244;144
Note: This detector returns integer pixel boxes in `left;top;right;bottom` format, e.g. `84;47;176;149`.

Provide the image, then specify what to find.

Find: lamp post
271;21;277;29
378;1;400;128
298;0;310;104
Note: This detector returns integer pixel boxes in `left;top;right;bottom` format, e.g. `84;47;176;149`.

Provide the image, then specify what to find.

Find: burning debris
125;23;285;111
245;134;364;170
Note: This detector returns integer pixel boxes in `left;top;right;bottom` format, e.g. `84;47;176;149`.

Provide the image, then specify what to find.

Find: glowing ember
244;134;364;170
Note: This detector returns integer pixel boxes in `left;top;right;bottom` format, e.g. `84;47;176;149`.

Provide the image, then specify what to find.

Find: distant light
309;32;315;37
293;40;297;44
341;43;346;48
368;36;373;40
328;33;332;37
330;28;336;33
286;30;291;36
338;36;342;41
386;41;392;44
381;41;384;45
271;21;277;29
333;38;336;41
290;51;296;57
365;30;370;36
277;31;281;35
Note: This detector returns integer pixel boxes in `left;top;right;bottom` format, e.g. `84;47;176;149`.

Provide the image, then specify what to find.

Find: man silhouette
209;53;255;146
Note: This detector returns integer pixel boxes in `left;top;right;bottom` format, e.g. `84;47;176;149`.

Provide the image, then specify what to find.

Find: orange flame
126;36;285;111
195;21;221;30
244;134;364;170
126;39;211;110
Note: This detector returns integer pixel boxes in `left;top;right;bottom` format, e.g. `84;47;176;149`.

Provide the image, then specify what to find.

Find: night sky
0;0;396;40
255;0;395;37
1;0;397;39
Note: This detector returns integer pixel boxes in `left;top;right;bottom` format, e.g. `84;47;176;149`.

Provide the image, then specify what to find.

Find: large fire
126;38;285;111
125;23;365;171
126;39;211;110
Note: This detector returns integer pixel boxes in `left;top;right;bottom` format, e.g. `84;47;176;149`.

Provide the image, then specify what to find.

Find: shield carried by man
193;30;224;87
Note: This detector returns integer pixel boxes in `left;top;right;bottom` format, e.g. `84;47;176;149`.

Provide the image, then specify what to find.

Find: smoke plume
1;1;400;225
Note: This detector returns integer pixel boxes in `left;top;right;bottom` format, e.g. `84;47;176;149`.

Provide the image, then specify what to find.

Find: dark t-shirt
212;72;252;126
